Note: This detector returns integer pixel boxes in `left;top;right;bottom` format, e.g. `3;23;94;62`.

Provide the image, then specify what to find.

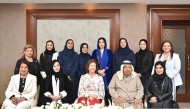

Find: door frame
26;9;120;54
147;5;190;102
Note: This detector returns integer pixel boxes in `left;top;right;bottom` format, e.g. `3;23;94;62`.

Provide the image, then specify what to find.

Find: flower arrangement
32;100;133;109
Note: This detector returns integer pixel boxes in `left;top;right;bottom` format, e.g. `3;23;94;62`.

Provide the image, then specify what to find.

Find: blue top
92;49;113;92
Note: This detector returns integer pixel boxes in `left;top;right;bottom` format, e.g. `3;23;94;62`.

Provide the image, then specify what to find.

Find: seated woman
42;60;70;105
3;60;37;109
78;59;105;106
145;61;173;108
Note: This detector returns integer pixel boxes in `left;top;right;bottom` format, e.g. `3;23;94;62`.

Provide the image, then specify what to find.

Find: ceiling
1;0;190;4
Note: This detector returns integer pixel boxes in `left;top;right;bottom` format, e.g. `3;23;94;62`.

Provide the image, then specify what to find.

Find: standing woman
135;39;154;86
151;40;183;101
92;37;112;106
37;40;58;106
58;39;78;103
77;43;91;88
14;44;40;85
113;38;136;74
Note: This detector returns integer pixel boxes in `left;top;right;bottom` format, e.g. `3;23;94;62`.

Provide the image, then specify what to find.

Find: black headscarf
63;39;74;57
137;39;148;65
118;38;132;55
45;60;67;92
44;40;56;55
80;43;90;57
153;61;167;91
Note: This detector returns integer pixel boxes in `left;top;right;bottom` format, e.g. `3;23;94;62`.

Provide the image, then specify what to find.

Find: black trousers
176;86;180;93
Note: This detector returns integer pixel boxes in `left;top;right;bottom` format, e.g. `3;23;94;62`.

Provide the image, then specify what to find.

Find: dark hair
45;40;55;49
51;60;60;72
159;40;174;59
97;37;107;49
85;59;98;73
16;60;30;73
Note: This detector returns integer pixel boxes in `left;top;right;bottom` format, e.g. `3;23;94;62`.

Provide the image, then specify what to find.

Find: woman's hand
50;95;62;102
11;97;17;105
68;76;73;82
149;97;157;103
98;69;106;76
16;97;25;104
137;73;142;78
88;94;98;101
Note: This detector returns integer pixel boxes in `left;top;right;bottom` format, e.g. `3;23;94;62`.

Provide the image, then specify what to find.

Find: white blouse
78;74;105;99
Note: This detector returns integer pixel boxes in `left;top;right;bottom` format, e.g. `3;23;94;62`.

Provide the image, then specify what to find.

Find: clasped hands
49;95;62;102
88;94;98;101
117;97;141;106
98;69;106;76
149;97;157;103
11;97;25;105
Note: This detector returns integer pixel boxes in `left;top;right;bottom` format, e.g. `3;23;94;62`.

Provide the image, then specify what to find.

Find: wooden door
162;22;190;102
147;5;190;102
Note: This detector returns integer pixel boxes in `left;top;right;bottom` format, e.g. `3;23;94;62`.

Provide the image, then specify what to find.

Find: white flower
92;104;101;109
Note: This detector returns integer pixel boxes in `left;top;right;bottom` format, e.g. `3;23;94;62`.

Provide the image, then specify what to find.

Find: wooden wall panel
26;9;120;53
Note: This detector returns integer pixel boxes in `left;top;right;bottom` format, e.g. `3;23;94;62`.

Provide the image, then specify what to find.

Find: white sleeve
167;54;181;79
52;52;59;61
60;91;67;98
151;54;159;75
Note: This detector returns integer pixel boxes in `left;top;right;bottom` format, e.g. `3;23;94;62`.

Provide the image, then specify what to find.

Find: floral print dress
78;73;105;99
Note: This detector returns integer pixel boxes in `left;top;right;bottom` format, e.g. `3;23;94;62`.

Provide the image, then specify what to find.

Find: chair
1;86;40;109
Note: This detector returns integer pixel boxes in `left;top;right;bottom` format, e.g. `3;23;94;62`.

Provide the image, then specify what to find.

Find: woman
145;61;173;108
151;40;183;100
58;39;78;103
113;38;136;74
78;59;105;106
42;60;70;105
3;60;37;109
77;43;91;90
91;37;112;106
135;39;154;86
37;40;58;106
14;44;40;85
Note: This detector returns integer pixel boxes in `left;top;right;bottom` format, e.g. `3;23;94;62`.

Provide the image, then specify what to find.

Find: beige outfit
109;71;143;108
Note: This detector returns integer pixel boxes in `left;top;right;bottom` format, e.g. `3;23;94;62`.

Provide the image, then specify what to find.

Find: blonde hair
21;44;36;59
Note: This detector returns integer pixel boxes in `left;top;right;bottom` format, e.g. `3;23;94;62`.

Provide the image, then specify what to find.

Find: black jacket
145;75;173;103
41;73;71;105
113;50;136;74
135;50;154;86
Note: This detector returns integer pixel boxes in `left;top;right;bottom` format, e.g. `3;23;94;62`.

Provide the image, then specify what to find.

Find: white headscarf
116;60;136;80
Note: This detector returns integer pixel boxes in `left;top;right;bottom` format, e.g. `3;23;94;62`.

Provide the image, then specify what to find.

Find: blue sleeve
69;54;78;79
112;52;119;74
131;51;136;69
106;50;113;68
58;52;67;75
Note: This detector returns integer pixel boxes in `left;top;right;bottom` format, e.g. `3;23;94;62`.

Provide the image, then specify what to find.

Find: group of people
2;37;182;109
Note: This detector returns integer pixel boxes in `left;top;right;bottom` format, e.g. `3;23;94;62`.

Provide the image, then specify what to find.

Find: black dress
41;73;71;105
145;76;173;108
135;50;154;86
14;58;40;85
37;53;54;106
